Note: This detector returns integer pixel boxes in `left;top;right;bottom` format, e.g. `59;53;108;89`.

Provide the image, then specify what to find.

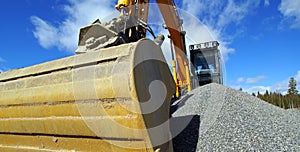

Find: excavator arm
0;1;192;151
116;0;191;96
155;0;191;95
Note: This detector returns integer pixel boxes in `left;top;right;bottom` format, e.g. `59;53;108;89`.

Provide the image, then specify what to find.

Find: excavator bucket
0;39;175;151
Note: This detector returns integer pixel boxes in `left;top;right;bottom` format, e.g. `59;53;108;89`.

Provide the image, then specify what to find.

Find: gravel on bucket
171;83;300;152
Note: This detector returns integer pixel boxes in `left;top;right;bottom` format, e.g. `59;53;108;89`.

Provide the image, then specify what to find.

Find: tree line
251;77;300;109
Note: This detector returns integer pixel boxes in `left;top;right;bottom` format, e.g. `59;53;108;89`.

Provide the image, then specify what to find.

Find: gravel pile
171;83;299;152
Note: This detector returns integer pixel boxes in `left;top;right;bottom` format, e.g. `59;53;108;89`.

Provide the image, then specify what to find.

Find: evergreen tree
257;91;263;99
264;90;269;102
288;77;298;95
287;77;299;109
250;83;300;109
265;90;269;96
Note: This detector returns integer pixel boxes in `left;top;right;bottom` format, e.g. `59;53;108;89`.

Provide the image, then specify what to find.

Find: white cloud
270;80;288;93
294;71;300;91
264;0;270;7
246;75;266;84
181;0;260;29
279;0;300;28
234;75;265;84
234;71;300;94
236;77;245;84
30;0;259;61
181;0;205;17
244;86;271;94
217;0;255;28
270;71;300;93
295;71;300;82
31;0;116;53
154;5;235;66
230;85;270;94
31;16;59;49
179;0;262;62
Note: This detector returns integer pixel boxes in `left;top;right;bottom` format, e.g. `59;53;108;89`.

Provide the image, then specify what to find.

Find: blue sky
0;0;299;94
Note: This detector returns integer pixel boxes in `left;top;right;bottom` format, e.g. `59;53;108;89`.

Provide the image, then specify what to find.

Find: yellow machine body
0;39;175;151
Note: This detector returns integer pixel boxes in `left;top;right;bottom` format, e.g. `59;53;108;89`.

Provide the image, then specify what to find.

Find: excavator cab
190;41;223;86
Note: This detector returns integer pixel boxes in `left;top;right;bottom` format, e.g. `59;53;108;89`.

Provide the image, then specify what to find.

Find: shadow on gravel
170;115;200;152
170;94;194;115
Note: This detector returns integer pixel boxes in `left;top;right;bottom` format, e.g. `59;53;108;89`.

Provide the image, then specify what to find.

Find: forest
251;77;300;109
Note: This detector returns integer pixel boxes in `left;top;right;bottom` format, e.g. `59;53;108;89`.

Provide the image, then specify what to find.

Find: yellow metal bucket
0;39;175;151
